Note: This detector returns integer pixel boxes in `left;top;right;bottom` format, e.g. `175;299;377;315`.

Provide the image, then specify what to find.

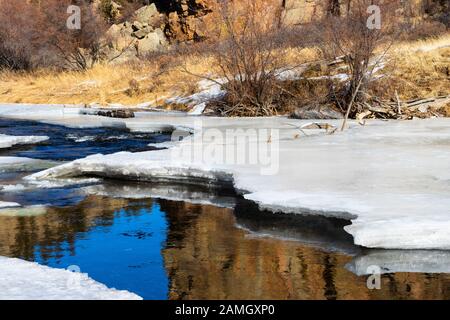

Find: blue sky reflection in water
33;201;169;300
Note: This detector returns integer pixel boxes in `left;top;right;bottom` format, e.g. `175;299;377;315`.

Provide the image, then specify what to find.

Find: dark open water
0;118;449;300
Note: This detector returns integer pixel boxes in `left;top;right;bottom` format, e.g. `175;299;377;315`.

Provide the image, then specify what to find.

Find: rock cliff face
101;0;448;59
137;0;447;41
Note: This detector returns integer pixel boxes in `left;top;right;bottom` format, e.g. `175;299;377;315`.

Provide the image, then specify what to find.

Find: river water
0;118;449;299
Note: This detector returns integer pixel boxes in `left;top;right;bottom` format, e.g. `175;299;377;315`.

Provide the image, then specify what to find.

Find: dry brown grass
371;34;450;100
0;54;211;107
0;34;447;109
0;45;317;107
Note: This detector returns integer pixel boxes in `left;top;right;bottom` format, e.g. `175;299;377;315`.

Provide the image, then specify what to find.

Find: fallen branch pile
356;95;450;122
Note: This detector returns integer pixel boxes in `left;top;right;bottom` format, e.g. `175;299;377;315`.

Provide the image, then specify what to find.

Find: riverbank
0;35;448;115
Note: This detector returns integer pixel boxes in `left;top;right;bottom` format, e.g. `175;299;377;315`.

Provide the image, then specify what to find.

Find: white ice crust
0;256;142;300
0;156;56;173
0;201;20;209
1;104;450;250
0;134;48;149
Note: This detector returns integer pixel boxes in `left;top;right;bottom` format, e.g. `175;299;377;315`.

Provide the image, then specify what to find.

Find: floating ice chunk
66;134;96;142
147;141;179;149
0;256;142;300
0;201;20;209
0;134;48;149
0;184;26;192
0;178;100;194
26;177;101;189
244;191;360;220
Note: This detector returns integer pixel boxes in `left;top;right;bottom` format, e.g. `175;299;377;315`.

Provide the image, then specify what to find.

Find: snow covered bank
0;134;48;149
0;201;20;209
2;105;450;250
0;256;142;300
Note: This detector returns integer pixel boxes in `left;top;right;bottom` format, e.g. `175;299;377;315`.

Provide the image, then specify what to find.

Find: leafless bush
42;0;108;71
0;0;107;71
0;0;39;70
181;0;295;116
318;0;399;127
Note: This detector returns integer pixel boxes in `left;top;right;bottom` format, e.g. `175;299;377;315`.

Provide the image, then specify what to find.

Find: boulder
137;29;168;55
166;11;184;40
82;109;135;119
132;25;154;39
134;4;161;27
105;23;134;52
132;21;145;31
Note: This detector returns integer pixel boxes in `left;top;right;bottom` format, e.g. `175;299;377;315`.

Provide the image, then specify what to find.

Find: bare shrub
0;0;39;70
126;78;141;97
0;0;107;71
318;0;399;127
181;0;295;116
42;0;108;71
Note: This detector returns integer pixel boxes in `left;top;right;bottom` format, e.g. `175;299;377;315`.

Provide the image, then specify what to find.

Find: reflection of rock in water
233;199;360;255
0;195;153;261
160;200;450;300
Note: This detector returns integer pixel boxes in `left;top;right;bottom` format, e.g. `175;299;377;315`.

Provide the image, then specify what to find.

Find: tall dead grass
0;33;447;108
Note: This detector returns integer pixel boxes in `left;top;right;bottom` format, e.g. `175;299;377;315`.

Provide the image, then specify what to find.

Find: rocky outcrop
163;0;214;42
101;0;448;61
80;108;135;118
102;4;168;63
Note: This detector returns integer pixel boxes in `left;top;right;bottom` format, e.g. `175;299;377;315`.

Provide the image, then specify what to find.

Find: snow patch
0;256;142;300
0;201;20;209
0;134;49;149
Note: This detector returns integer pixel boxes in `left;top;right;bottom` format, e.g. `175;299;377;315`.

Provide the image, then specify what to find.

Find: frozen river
0;104;449;299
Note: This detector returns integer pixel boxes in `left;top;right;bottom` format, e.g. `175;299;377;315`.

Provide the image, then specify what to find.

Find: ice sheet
0;256;142;300
2;105;450;250
0;134;48;149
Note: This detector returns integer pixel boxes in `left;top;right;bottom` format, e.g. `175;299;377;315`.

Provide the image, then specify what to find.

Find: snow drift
0;134;48;149
0;256;141;300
